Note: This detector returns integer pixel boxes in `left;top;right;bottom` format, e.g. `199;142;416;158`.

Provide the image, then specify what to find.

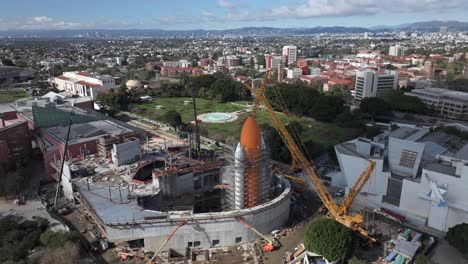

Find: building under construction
59;116;291;254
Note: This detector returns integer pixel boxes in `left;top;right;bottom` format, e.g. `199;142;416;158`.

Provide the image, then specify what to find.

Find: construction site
4;81;461;264
54;112;291;263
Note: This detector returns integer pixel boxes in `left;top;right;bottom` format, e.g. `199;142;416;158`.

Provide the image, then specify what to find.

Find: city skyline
1;0;468;30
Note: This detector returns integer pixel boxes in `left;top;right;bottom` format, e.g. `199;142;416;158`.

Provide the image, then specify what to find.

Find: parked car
335;189;345;197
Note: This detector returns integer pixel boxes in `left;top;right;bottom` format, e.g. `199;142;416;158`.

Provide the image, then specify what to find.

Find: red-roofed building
145;61;164;71
300;75;329;86
324;78;354;92
160;66;203;77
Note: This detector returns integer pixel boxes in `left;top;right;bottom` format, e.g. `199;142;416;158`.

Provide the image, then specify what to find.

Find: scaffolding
224;137;272;210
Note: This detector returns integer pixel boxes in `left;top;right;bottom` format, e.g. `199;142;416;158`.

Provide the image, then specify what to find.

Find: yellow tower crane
243;75;377;241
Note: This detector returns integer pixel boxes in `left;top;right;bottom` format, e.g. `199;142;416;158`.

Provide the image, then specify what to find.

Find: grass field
0;89;30;103
136;97;356;147
201;111;350;147
136;97;244;122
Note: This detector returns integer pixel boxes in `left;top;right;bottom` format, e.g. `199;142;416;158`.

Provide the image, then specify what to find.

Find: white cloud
218;0;236;9
268;0;467;18
0;16;82;30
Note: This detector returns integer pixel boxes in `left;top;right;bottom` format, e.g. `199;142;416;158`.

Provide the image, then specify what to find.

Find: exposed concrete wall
176;172;194;195
104;177;291;252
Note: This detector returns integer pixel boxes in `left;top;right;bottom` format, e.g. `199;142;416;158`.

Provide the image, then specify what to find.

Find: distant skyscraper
399;31;407;38
354;70;398;101
440;27;448;34
282;45;297;65
364;32;369;39
389;45;405;57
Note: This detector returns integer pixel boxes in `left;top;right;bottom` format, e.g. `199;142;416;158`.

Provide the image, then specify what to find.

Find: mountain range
1;20;467;38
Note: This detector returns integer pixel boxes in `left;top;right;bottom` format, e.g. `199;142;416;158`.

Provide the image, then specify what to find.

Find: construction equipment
149;220;188;262
243;75;377;242
236;217;277;252
274;166;307;185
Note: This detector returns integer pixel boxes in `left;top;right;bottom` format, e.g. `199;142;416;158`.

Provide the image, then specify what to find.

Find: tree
257;55;266;67
309;96;345;122
1;58;15;66
39;242;80;264
348;256;367;264
161;110;182;132
360;97;392;119
304;218;353;262
413;255;438;264
446;223;468;256
387;90;428;114
385;64;397;71
40;230;80;248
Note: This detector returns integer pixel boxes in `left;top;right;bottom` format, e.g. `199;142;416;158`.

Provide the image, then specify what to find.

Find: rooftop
45;120;132;144
407;88;468;101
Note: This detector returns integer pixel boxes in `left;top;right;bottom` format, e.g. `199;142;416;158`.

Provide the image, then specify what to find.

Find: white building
309;67;321;77
405;88;468;119
53;71;118;100
354;70;398;100
332;124;468;232
286;68;302;79
389;45;406;57
282;46;297;65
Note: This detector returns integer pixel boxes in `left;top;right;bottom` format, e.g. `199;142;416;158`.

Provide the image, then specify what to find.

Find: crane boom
243;76;376;240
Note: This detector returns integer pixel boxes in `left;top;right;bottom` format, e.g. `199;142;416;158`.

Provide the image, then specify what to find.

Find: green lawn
201;110;349;147
136;97;245;122
135;97;355;148
0;89;30;103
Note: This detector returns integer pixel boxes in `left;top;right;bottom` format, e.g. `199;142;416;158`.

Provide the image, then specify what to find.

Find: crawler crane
243;76;377;241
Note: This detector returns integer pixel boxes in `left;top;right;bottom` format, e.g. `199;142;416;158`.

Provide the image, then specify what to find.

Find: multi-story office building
354;70;398;100
265;54;283;71
282;46;297;65
389;45;405;57
405;88;468;119
53;71;118;100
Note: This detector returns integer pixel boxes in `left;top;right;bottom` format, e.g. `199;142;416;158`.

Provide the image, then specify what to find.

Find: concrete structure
389;45;405;57
266;54;282;71
332;123;468;232
354;70;398;100
287;68;303;79
282;46;297;65
62;129;290;254
111;138;141;166
405;88;468;119
53;71;118;100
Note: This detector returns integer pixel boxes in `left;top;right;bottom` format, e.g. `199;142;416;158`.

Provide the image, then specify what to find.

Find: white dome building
125;80;143;90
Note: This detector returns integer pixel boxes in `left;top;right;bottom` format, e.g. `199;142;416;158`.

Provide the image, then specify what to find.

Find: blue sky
0;0;467;30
